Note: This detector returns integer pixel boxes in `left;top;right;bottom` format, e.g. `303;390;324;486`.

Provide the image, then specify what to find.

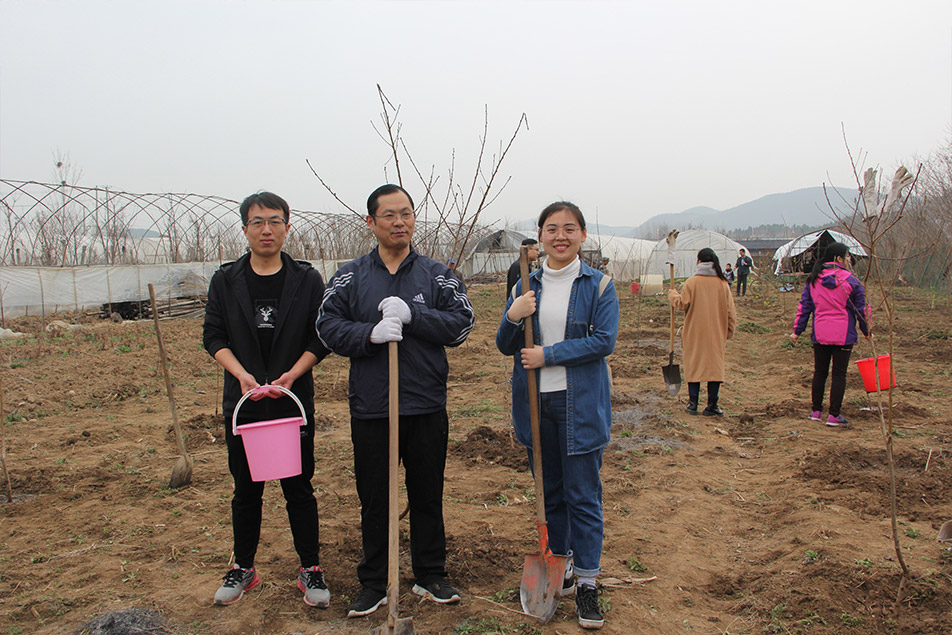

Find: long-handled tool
371;341;415;635
662;231;682;396
517;246;568;623
148;283;193;489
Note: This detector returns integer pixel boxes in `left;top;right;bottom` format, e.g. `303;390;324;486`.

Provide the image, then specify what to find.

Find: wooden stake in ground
0;374;14;503
370;341;415;635
148;284;193;489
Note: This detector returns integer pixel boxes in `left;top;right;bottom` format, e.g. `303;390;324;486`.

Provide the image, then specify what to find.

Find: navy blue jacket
203;252;329;423
315;246;474;419
496;261;619;455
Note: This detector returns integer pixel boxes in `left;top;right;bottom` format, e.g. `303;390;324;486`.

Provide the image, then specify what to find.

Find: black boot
685;399;698;415
702;401;724;417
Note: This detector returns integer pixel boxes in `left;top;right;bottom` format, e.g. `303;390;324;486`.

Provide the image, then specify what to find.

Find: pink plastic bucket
854;354;897;393
232;386;307;482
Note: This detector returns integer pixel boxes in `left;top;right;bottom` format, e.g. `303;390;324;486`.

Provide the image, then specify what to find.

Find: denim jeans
528;391;604;577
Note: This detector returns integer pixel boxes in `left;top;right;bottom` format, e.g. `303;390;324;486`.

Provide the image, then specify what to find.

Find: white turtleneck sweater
538;256;580;393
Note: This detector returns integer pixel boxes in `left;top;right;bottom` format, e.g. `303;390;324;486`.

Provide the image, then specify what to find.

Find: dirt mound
710;558;952;634
796;445;952;517
74;608;182;635
450;425;527;470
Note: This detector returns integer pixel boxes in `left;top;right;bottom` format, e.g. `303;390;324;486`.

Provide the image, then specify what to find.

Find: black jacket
315;246;474;419
203;252;329;423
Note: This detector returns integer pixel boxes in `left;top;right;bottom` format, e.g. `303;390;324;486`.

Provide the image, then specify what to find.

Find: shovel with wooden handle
517;246;568;623
148;283;193;488
662;229;682;396
371;341;415;635
662;262;682;395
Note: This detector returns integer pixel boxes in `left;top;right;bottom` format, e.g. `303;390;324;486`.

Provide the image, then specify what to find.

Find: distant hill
506;186;856;240
634;186;856;239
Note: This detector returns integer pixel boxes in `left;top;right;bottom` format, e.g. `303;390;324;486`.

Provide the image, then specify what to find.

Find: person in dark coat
734;248;754;296
506;238;540;298
316;184;474;618
203;191;331;608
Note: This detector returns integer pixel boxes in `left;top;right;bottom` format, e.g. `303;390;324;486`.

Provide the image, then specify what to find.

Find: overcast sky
1;0;950;228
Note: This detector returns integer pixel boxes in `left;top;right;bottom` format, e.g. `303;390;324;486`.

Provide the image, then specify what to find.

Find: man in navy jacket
316;184;474;618
203;192;330;608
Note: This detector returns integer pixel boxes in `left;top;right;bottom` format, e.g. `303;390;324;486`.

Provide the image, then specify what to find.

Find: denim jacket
496;261;619;455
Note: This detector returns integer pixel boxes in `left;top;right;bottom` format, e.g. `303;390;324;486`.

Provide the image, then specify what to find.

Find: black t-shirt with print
245;261;286;364
239;262;291;424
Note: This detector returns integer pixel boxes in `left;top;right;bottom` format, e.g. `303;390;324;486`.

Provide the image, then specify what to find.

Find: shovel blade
938;520;952;542
520;552;568;623
169;455;193;489
662;363;681;396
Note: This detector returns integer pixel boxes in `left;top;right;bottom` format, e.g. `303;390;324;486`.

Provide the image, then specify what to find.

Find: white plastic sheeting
586;234;654;281
465;231;653;282
644;230;750;281
0;260;344;318
772;230;867;274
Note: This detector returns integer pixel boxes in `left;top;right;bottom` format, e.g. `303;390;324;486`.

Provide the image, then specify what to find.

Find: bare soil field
1;279;951;634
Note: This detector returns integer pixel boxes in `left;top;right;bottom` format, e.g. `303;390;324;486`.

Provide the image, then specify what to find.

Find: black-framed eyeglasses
246;216;287;229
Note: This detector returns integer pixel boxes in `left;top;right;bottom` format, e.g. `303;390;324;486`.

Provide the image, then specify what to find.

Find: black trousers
225;418;320;569
688;381;721;404
736;273;749;296
351;410;449;592
812;343;853;417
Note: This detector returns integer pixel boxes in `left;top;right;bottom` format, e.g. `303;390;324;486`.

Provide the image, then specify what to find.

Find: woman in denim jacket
496;201;619;630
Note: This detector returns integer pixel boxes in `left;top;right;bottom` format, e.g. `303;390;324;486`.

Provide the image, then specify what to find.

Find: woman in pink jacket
790;242;869;426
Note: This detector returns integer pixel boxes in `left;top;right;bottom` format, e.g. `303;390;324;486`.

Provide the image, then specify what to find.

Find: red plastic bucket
232;385;307;482
854;354;897;393
631;282;640;294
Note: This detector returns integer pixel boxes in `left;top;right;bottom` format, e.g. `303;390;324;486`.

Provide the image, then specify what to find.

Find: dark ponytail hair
698;248;728;282
806;242;849;286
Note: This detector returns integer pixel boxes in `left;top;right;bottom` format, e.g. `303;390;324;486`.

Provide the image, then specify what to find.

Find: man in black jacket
735;248;755;297
316;184;474;618
505;237;539;298
203;192;330;608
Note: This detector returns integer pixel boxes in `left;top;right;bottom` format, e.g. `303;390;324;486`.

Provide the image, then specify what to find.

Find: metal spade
662;262;682;396
517;246;568;622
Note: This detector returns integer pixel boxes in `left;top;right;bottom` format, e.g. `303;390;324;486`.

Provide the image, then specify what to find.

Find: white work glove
378;296;411;324
369;317;403;343
883;166;914;216
665;229;679;265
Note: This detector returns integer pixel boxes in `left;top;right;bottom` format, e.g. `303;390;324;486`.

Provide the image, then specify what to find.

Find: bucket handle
232;385;308;437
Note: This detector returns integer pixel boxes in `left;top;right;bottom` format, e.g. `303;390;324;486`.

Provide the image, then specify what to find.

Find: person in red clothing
790;242;869;426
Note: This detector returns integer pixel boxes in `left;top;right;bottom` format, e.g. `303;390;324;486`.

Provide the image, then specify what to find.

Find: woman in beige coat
669;248;737;416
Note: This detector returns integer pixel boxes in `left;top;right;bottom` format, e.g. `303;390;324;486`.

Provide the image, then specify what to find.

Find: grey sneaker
297;565;330;608
214;566;259;605
412;578;461;604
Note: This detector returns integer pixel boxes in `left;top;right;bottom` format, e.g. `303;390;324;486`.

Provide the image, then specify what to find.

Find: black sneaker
412;578;461;604
561;573;576;596
347;587;387;618
685;401;698;415
213;566;259;605
576;584;604;629
297;565;330;608
702;404;724;417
